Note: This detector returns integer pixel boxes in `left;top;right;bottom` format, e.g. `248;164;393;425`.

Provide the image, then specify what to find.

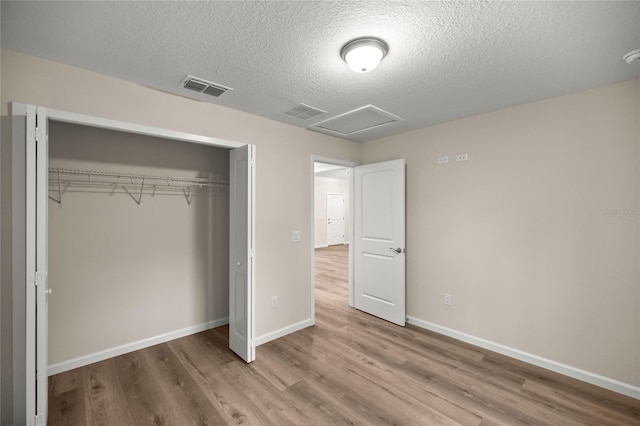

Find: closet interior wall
48;121;230;368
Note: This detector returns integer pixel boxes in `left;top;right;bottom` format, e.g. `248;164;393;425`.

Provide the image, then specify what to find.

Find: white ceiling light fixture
341;37;388;73
623;49;640;64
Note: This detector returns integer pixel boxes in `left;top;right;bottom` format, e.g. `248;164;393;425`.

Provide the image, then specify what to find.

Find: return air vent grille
284;103;327;120
180;75;233;98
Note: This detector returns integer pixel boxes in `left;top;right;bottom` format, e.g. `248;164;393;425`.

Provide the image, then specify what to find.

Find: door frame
12;103;255;424
326;192;345;246
310;156;358;324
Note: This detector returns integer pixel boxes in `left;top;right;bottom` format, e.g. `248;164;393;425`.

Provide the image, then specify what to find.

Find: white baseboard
254;318;313;346
406;316;640;400
314;244;328;249
48;317;229;376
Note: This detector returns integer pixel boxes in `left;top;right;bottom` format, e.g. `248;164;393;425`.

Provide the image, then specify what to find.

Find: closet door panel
229;144;255;362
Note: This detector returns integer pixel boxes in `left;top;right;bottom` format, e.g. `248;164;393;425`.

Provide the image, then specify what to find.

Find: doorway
311;158;356;324
311;157;407;327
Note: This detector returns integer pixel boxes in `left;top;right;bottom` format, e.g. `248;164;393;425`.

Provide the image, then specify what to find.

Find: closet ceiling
2;1;639;142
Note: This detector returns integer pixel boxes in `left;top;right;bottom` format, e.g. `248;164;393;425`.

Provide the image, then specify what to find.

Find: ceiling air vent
180;75;233;98
284;103;327;120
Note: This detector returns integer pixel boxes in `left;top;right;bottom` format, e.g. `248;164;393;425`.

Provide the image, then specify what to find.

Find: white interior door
354;159;406;326
326;193;345;245
229;144;256;362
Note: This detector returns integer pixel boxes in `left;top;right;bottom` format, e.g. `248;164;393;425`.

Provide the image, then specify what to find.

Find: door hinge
35;126;45;143
32;271;46;287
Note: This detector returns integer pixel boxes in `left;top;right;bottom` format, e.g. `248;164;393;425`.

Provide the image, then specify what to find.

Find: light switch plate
291;231;301;242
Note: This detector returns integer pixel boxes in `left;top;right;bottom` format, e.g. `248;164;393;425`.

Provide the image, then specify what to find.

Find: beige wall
361;79;640;386
1;48;639;424
0;48;360;335
314;175;350;247
47;122;230;365
0;49;361;422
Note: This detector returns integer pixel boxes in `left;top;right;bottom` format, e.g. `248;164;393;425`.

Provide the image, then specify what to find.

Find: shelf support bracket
48;170;63;206
183;187;193;205
123;177;144;205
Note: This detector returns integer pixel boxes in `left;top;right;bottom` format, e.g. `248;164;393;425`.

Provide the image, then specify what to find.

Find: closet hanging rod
48;167;228;206
48;167;229;187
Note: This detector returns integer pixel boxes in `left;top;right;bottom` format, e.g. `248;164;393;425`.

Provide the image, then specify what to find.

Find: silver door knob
46;288;52;295
389;247;402;254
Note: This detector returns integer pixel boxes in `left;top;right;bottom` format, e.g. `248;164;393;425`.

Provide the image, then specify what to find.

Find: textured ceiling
2;1;639;142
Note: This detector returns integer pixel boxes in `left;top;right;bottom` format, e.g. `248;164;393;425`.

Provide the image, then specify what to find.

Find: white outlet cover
443;293;452;306
456;154;469;162
438;156;449;164
291;231;301;242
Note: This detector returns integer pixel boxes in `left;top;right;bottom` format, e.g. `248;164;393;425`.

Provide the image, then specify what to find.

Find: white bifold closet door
15;103;50;426
229;144;256;362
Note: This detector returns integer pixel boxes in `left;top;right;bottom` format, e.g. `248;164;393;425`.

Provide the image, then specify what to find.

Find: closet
12;103;254;425
47;121;231;371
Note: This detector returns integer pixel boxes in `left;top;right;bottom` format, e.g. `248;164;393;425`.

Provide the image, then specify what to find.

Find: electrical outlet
271;296;278;309
443;293;452;306
456;154;469;162
438;156;449;164
291;231;301;242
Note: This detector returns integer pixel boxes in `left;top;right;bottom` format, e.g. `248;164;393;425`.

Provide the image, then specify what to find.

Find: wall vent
180;75;233;98
284;103;327;120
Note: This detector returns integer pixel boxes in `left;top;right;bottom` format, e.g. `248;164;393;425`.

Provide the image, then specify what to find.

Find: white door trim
45;108;243;148
310;156;358;325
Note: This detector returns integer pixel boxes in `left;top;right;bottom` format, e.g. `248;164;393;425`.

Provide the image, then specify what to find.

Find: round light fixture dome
623;49;640;64
341;37;388;73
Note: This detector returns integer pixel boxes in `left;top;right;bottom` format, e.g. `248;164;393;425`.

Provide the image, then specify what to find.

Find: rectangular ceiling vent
180;75;233;98
284;103;327;120
308;105;404;140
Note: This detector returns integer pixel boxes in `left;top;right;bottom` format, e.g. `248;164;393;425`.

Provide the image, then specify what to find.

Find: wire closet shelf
48;167;229;206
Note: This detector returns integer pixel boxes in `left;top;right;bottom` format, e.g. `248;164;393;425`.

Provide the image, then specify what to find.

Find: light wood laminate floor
49;245;640;425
